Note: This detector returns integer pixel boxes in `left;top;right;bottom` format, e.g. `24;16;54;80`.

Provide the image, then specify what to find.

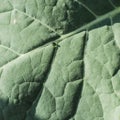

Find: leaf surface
0;0;120;120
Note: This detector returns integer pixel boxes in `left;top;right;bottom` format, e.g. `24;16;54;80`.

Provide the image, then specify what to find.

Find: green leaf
0;0;120;120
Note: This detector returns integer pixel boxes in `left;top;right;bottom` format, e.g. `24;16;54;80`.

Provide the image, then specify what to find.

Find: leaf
0;0;120;120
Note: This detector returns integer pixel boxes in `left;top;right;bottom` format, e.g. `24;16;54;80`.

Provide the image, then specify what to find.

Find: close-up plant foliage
0;0;120;120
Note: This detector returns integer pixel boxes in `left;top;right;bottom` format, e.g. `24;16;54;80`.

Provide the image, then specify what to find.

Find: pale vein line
7;0;14;8
13;9;61;36
0;45;43;70
108;0;117;8
19;20;34;33
74;0;98;18
0;35;59;70
57;7;120;43
69;31;88;119
0;45;21;56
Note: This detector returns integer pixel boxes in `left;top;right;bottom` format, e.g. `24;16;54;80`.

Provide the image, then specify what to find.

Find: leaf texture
0;0;120;120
